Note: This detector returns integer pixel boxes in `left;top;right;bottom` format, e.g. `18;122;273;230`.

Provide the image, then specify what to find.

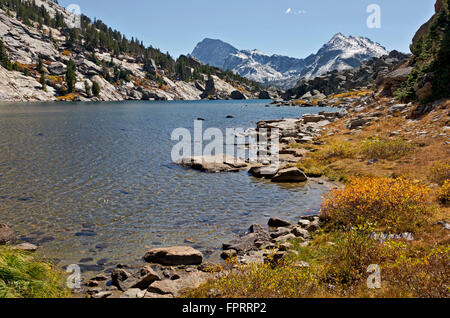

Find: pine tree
92;81;100;97
65;59;77;93
0;40;11;70
40;73;47;91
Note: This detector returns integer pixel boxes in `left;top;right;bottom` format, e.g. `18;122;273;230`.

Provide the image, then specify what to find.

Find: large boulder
47;61;67;75
0;223;14;245
248;166;279;179
144;246;203;266
375;66;413;97
271;168;308;183
258;91;271;99
230;90;246;100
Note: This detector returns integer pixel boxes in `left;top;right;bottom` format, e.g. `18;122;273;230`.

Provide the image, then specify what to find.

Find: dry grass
0;248;69;298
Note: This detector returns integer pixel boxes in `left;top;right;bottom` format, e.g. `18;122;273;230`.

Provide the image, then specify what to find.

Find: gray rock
223;226;270;255
112;266;160;291
47;61;67;75
271;168;308;183
270;228;291;239
268;217;292;228
12;243;38;252
248;166;278;179
177;155;247;173
291;227;311;239
144;246;203;266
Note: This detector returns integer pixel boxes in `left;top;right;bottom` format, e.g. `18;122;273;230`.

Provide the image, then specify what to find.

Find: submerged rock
0;223;14;245
271;168;308;183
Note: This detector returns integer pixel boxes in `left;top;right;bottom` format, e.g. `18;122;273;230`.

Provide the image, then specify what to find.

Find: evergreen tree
65;59;77;93
92;81;100;97
0;40;11;70
84;80;91;96
40;73;47;91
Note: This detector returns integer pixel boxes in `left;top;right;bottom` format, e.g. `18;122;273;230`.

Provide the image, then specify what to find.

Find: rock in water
271;168;308;183
0;223;14;245
177;155;247;173
12;243;38;252
268;218;291;228
144;246;203;266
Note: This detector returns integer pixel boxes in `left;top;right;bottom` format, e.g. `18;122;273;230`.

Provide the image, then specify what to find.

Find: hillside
190;34;388;89
0;0;262;102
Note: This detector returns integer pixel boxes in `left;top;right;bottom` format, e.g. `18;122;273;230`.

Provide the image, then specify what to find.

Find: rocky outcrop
230;90;246;100
0;66;56;101
0;3;259;102
177;155;248;173
285;51;410;100
144;246;203;266
375;66;413;97
271;168;307;183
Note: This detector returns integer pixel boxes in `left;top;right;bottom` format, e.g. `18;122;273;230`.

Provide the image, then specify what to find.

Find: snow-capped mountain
190;34;388;88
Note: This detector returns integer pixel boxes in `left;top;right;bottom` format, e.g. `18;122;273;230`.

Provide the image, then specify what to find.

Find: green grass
0;248;69;298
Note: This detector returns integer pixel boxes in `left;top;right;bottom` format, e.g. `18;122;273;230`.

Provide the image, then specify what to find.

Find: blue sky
59;0;436;58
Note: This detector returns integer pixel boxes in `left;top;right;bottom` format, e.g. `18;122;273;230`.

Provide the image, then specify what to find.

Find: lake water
0;100;331;272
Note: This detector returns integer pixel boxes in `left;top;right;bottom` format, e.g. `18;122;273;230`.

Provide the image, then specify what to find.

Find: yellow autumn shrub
438;179;450;205
360;137;415;160
430;161;450;186
321;177;432;232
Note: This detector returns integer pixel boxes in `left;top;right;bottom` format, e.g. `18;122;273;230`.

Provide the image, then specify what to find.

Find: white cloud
285;8;307;15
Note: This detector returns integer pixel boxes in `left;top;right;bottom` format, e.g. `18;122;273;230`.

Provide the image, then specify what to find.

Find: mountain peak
191;38;239;69
191;35;388;88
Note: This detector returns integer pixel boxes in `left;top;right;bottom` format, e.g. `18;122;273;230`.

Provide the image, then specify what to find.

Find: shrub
185;259;321;298
430;161;450;185
321;141;355;159
321;177;432;233
381;244;450;298
324;222;380;289
438;180;450;205
0;248;69;298
360;137;415;160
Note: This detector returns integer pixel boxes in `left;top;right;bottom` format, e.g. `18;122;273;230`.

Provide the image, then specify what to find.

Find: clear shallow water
0;100;331;272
